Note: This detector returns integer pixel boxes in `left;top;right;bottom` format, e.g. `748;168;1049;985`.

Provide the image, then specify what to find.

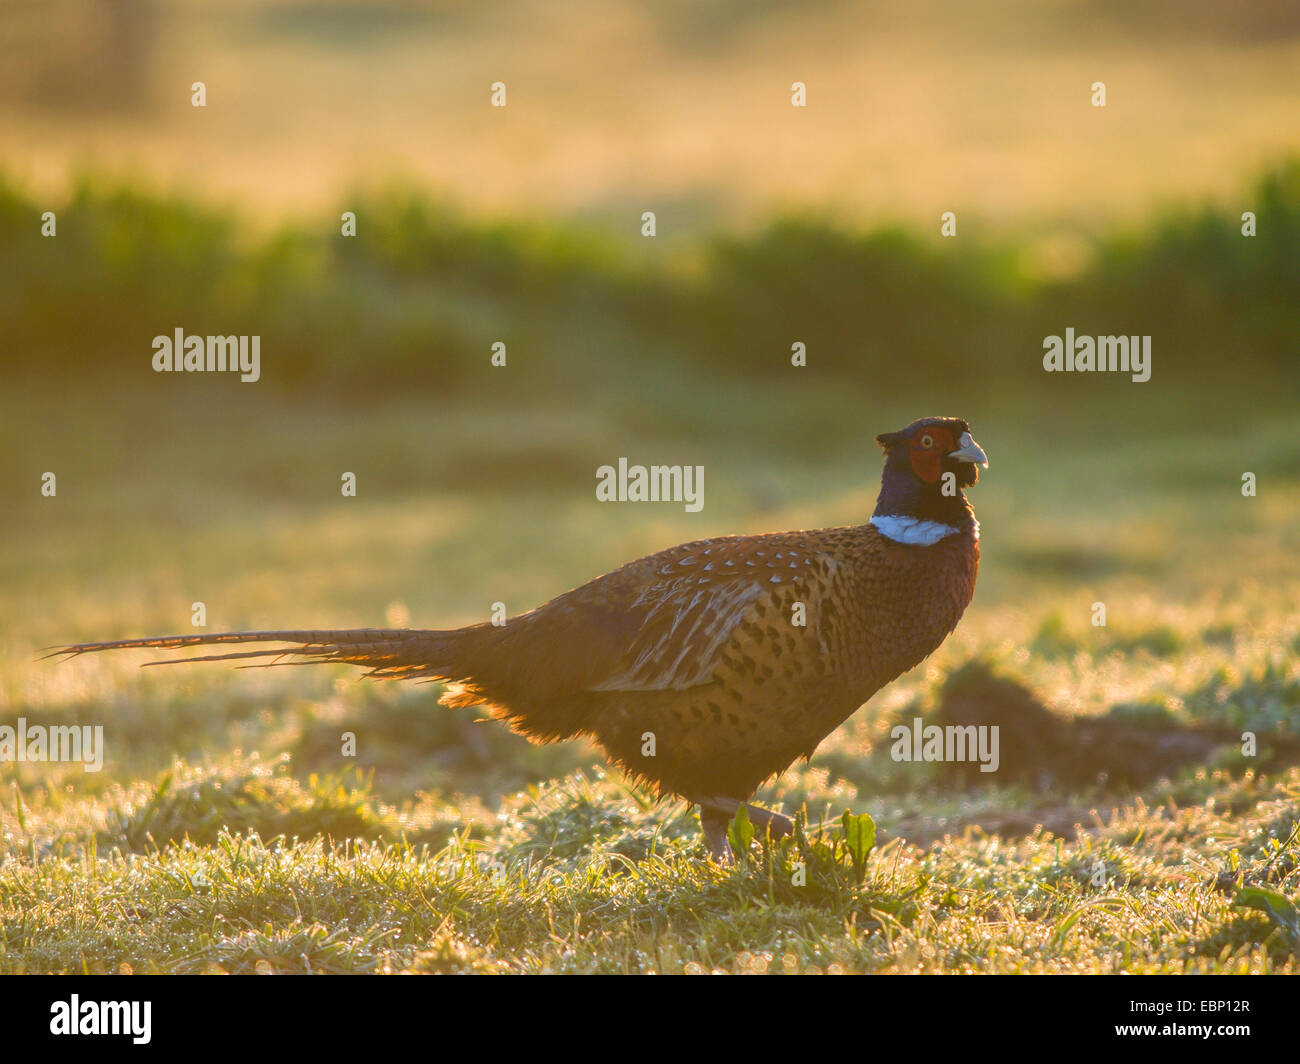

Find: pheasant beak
948;431;989;467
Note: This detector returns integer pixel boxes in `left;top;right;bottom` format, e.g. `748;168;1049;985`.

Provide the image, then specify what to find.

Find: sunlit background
3;0;1300;222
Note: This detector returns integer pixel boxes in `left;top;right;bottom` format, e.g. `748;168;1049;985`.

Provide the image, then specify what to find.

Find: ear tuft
876;431;904;449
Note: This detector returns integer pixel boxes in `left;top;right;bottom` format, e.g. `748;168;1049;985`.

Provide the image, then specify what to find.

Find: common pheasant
54;416;988;860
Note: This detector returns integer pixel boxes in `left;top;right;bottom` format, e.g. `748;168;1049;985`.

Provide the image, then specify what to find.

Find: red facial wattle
908;426;956;483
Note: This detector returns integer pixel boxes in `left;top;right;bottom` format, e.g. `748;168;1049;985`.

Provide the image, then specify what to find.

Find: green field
2;163;1299;974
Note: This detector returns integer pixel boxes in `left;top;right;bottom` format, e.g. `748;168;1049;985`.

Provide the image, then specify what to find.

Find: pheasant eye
919;433;934;448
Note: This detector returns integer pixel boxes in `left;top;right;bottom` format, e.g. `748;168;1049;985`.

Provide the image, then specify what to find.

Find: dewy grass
2;761;1299;973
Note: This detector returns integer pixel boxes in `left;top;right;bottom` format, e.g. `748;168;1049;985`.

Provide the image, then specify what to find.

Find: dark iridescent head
873;416;989;528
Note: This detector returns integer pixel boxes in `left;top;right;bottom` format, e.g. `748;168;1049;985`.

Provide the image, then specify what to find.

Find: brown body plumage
54;416;988;860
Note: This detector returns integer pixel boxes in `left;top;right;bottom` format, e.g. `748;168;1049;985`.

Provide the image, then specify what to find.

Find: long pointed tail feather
47;628;469;681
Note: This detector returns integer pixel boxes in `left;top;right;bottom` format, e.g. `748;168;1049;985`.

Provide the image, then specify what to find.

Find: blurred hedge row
4;161;1297;400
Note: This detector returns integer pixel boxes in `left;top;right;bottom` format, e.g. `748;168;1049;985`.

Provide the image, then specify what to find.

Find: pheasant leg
694;795;795;842
698;806;734;863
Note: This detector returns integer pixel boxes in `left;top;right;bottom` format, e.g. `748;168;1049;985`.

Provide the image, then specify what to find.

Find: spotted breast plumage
53;415;989;860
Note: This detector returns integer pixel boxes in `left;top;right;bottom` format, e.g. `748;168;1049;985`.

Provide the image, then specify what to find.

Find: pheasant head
871;416;989;542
